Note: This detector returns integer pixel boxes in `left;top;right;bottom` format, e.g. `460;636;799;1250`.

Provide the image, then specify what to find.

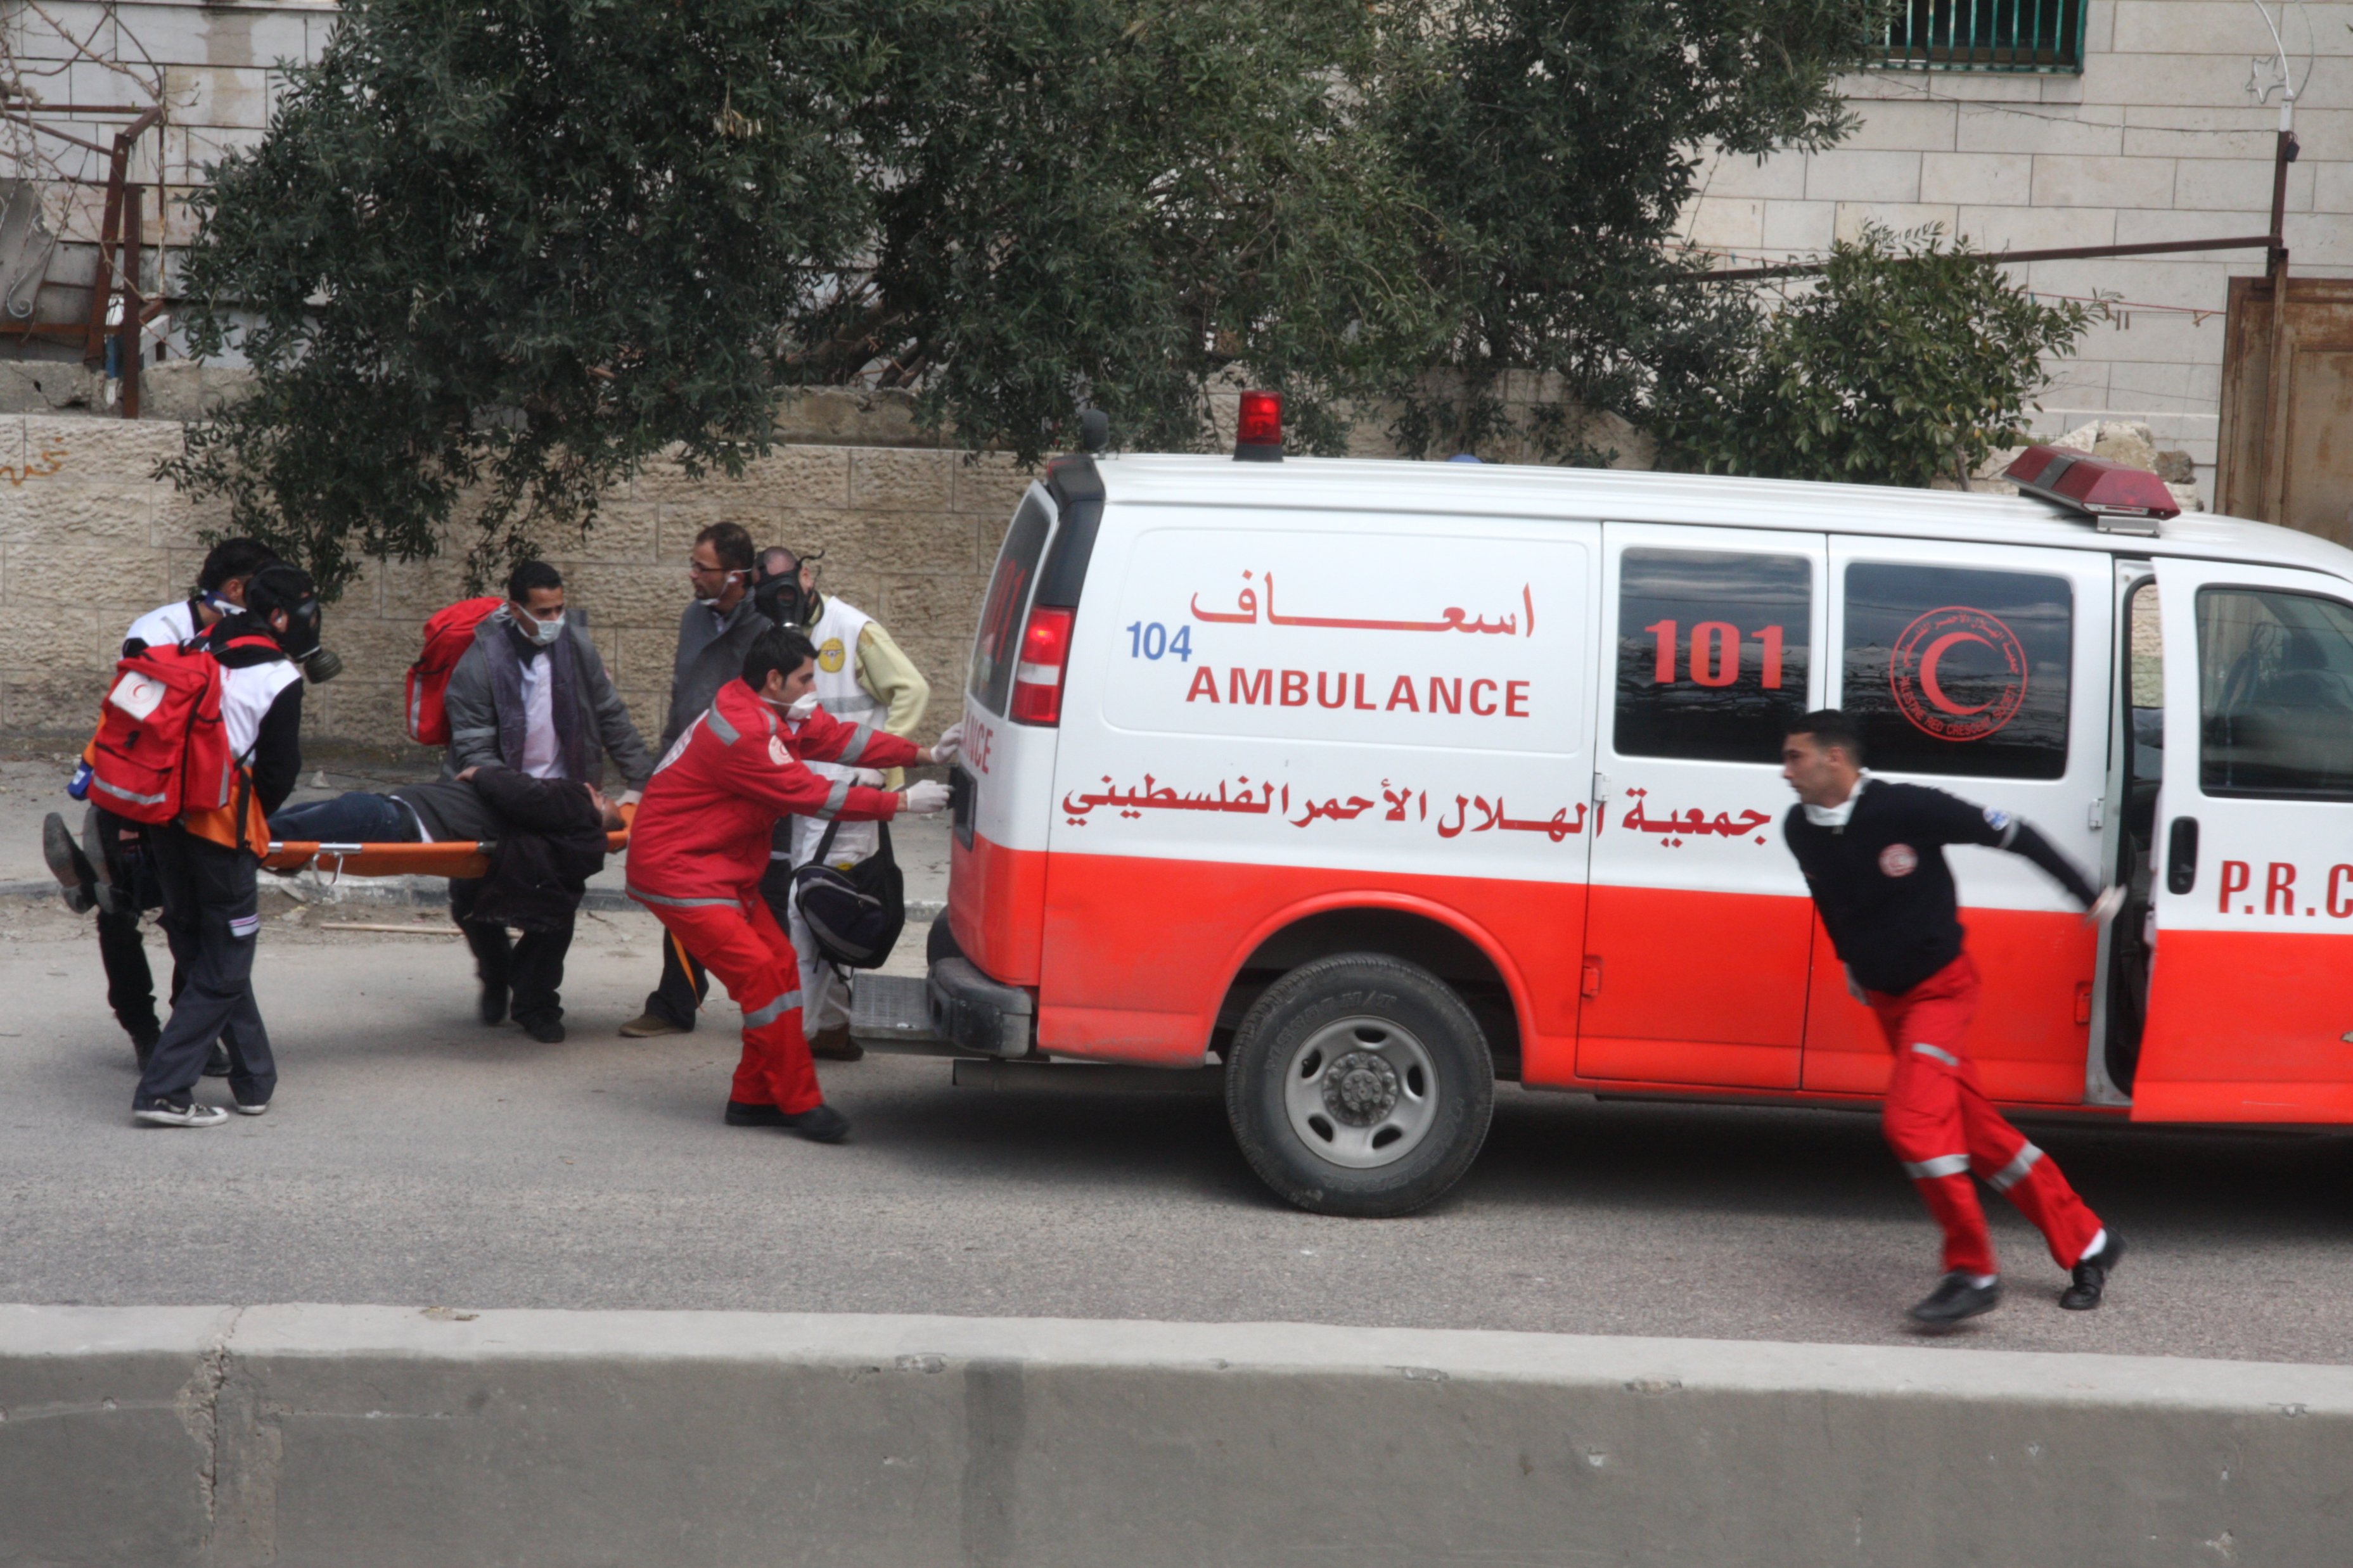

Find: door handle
2166;816;2199;895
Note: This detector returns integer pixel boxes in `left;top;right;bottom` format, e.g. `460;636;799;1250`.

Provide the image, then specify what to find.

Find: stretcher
260;805;635;883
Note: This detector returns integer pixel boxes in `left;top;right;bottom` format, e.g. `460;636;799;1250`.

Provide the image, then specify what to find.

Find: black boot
779;1103;852;1144
2060;1233;2125;1311
1909;1272;2001;1325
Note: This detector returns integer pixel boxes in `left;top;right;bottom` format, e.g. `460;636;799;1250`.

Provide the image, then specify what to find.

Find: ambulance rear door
1579;524;1827;1088
2133;556;2353;1123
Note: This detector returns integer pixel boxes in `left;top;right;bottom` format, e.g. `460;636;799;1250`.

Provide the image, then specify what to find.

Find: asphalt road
3;893;2349;1364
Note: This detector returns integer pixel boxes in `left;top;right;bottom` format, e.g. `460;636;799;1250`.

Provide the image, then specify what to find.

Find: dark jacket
660;596;773;754
444;606;653;789
460;767;611;933
1784;779;2096;995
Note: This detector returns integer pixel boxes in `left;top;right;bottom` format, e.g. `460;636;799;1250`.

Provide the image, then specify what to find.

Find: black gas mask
245;561;340;682
751;545;818;632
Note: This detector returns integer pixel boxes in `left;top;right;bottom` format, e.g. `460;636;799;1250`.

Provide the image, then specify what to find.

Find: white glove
930;722;964;767
1844;966;1866;1004
786;693;821;722
2085;884;2126;927
901;779;951;815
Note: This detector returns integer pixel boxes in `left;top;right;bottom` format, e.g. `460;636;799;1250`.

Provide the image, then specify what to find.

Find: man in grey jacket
621;521;776;1036
444;558;655;1040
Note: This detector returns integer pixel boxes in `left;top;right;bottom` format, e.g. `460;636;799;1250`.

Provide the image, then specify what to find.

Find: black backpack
791;817;906;968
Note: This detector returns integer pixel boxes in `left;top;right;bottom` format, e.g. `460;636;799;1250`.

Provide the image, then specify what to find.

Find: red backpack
406;596;501;746
85;637;273;824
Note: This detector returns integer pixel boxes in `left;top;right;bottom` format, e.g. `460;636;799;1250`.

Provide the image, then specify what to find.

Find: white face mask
522;611;565;647
784;692;820;722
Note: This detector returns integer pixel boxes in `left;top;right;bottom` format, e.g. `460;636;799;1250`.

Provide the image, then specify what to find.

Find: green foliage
169;0;1892;591
168;0;874;596
1376;0;1888;461
1647;225;2103;488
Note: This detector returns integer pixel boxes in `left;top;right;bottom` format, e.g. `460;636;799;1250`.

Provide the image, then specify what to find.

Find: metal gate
2217;275;2353;545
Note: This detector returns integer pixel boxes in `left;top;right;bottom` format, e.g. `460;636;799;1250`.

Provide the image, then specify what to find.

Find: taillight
1009;606;1074;725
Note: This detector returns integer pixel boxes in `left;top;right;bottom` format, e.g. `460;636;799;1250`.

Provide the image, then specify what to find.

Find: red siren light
2003;445;2180;537
1234;390;1283;462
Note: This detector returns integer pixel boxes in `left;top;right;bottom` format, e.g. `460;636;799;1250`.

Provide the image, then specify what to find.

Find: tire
926;912;964;966
1224;952;1494;1217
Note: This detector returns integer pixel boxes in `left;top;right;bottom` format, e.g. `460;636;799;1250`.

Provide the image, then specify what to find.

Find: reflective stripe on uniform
835;723;877;766
814;777;850;819
705;704;740;745
1984;1144;2044;1192
1909;1042;1959;1067
1902;1153;1972;1180
626;884;739;909
743;990;804;1029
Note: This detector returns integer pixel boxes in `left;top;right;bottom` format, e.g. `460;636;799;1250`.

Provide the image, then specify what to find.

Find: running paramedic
624;627;954;1143
132;562;321;1128
42;537;274;1073
1780;709;2127;1325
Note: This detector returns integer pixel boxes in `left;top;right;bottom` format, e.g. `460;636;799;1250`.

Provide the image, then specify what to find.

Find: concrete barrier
3;1304;2347;1567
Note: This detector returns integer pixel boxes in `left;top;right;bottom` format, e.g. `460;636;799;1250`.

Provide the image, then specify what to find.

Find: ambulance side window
2196;587;2353;800
1840;563;2072;780
970;492;1054;714
1614;549;1812;763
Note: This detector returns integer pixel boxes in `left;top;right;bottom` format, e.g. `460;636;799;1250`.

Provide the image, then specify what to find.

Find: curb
3;1304;2346;1566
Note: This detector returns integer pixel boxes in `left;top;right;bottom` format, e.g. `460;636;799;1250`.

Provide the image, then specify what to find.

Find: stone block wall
1676;0;2353;506
0;412;1027;749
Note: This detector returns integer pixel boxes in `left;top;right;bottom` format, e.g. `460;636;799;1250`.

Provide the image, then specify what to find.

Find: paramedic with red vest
1781;709;2127;1325
44;537;274;1071
625;628;951;1142
131;563;321;1128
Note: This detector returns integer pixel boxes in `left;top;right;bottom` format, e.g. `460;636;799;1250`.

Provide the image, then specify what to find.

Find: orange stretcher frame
260;805;634;883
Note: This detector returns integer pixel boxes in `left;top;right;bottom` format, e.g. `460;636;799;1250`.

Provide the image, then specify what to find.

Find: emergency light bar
2002;445;2179;537
1234;390;1282;462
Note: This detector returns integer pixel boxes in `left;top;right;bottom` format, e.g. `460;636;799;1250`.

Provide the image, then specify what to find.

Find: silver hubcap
1282;1016;1439;1170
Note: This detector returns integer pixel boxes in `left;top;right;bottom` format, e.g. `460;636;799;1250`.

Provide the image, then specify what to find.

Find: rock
2154;449;2196;485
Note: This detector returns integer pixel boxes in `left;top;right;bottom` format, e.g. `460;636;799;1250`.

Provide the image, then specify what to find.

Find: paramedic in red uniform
1781;710;2127;1324
624;627;952;1142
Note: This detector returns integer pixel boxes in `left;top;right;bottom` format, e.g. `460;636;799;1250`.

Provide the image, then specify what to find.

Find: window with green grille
1882;0;2086;73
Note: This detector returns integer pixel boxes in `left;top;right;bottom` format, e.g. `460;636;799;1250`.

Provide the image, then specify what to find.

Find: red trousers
650;896;820;1114
1867;955;2104;1277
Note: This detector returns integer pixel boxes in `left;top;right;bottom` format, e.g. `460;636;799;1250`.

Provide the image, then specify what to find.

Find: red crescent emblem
1890;607;2027;742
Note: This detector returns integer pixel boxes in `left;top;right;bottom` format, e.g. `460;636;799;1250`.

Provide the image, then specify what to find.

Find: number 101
1643;620;1785;689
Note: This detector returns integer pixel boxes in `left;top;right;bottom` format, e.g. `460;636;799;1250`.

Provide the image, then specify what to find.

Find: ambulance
927;395;2353;1216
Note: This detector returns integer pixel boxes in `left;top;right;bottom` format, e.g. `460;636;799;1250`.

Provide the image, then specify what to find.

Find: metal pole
117;187;140;420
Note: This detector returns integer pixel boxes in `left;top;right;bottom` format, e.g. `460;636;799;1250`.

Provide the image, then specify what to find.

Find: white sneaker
134;1100;229;1128
231;1099;270;1117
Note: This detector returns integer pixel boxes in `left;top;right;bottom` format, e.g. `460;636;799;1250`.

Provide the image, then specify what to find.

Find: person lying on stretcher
267;767;624;1042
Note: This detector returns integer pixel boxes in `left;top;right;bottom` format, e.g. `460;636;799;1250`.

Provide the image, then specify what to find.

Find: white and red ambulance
928;399;2353;1216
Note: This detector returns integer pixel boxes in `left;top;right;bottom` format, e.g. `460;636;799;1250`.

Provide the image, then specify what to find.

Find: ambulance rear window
2197;586;2353;800
969;490;1054;714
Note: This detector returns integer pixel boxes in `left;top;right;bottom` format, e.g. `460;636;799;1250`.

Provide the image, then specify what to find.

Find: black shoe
479;981;510;1026
202;1042;231;1078
724;1100;792;1127
779;1103;852;1144
42;812;98;914
133;1097;228;1128
1909;1272;2002;1325
130;1028;160;1071
2060;1233;2125;1311
520;1015;565;1044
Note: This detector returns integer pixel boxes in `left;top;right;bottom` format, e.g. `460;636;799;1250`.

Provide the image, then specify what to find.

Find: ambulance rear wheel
1225;952;1494;1218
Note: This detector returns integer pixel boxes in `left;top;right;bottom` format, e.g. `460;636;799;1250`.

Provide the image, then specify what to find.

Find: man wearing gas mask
440;559;655;1042
743;544;932;1061
132;561;321;1126
44;537;338;1074
622;521;779;1037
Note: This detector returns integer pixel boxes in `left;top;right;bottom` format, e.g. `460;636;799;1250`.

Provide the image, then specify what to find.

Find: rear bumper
927;957;1037;1058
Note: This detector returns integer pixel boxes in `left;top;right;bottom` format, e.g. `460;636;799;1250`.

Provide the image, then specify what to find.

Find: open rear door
2134;556;2353;1123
